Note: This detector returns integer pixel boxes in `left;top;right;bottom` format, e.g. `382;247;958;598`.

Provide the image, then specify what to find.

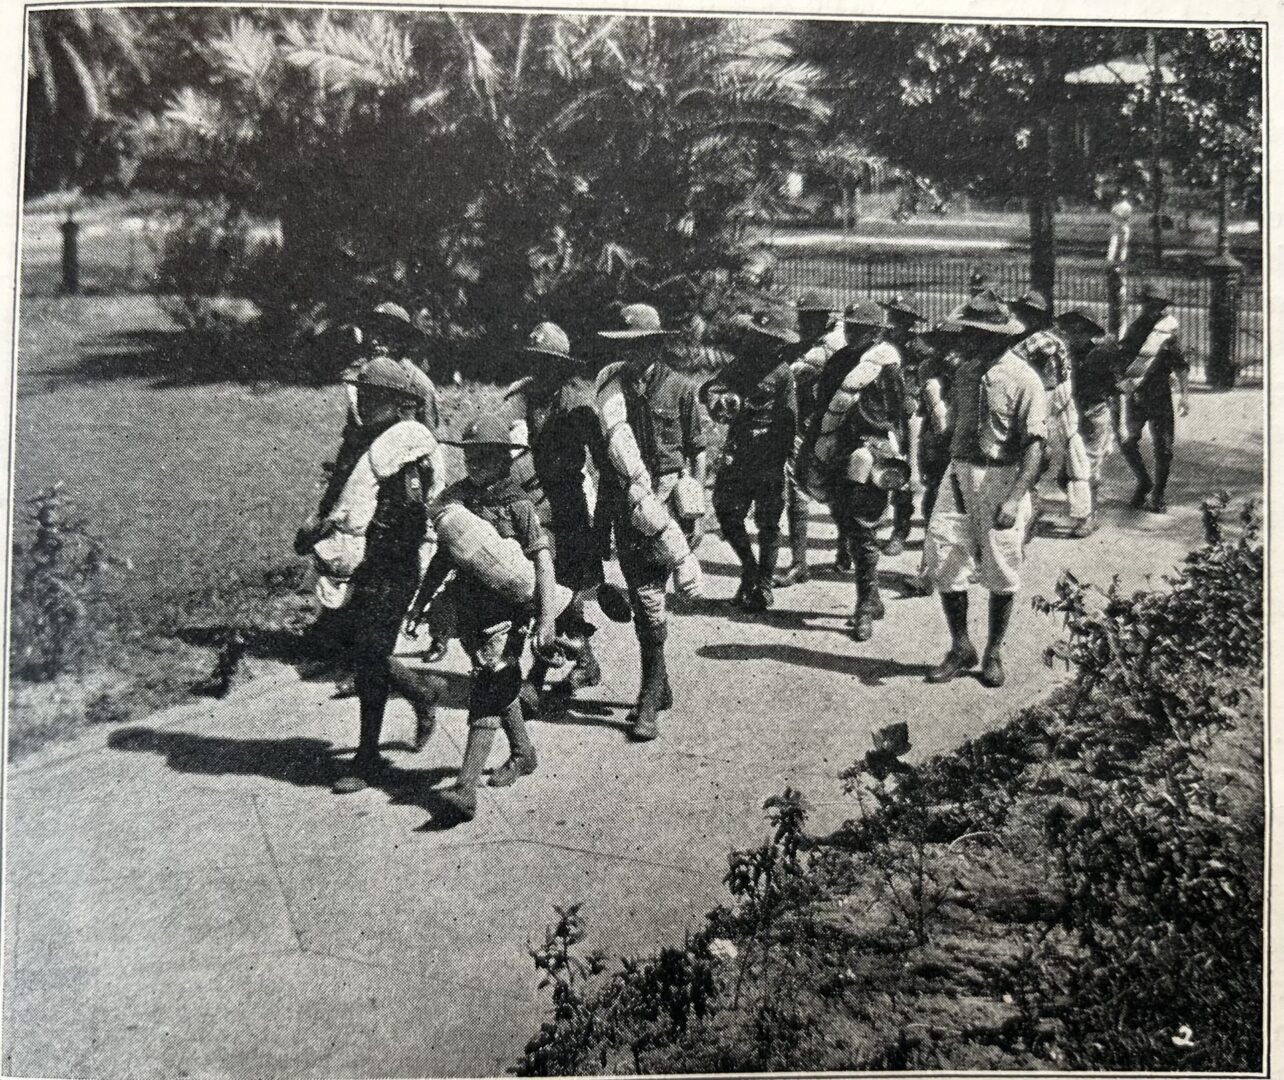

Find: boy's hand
1178;399;1190;418
993;497;1021;531
534;616;557;657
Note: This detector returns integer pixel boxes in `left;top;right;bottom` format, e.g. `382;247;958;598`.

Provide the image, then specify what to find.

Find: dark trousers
347;553;420;758
831;480;889;612
713;464;786;575
1121;395;1176;498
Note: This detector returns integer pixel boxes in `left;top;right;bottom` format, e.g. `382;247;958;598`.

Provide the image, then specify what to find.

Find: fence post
1105;265;1126;336
60;214;80;295
1204;251;1244;390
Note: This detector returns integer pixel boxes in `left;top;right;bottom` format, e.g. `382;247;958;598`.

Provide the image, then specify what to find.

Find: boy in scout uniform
510;322;615;703
775;292;836;588
703;309;799;612
878;295;930;556
1116;284;1190;514
597;304;707;741
923;293;1047;689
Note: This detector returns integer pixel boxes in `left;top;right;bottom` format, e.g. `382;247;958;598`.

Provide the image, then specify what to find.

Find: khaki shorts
925;461;1032;595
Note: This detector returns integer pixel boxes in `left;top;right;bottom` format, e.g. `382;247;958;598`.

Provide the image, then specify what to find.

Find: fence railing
773;251;1263;385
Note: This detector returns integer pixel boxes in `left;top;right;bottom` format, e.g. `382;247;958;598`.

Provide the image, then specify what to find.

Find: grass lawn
8;289;498;758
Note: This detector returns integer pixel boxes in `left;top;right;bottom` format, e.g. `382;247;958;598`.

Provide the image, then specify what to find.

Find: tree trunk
1027;107;1057;303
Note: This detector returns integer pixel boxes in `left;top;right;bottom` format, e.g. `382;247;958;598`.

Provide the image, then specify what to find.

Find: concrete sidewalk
1;397;1258;1078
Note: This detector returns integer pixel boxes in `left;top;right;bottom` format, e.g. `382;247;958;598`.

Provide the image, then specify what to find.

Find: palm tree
131;11;828;353
25;8;146;191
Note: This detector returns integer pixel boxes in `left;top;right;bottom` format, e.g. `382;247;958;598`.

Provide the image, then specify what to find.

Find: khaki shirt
949;350;1049;466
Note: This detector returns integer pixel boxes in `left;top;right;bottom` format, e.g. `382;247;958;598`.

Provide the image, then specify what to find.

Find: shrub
10;485;123;682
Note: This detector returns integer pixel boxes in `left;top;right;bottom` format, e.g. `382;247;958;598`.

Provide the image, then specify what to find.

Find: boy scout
802;301;889;576
597;304;706;741
703;309;799;612
407;415;559;822
803;299;908;642
1117;284;1190;514
325;356;444;795
923;293;1046;689
511;322;614;702
1059;310;1122;534
775;292;836;588
878;295;930;556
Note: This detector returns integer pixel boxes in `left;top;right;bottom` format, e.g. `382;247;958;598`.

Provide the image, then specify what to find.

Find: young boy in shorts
407;414;559;823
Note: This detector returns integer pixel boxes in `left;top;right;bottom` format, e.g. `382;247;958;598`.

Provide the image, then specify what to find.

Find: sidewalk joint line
250;792;306;953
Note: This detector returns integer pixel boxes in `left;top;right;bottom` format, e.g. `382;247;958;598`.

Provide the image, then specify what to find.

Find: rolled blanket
430;500;572;616
1118;314;1179;395
312;420;439;608
805;341;900;501
595;363;700;595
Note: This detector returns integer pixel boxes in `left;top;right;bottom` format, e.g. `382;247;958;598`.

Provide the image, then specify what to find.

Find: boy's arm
532;547;558;654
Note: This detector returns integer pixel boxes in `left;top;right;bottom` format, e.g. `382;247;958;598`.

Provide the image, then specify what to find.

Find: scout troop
304;283;1188;825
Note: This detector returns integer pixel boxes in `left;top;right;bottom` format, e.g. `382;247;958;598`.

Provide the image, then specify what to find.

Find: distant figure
1107;190;1133;265
1117;284;1190;515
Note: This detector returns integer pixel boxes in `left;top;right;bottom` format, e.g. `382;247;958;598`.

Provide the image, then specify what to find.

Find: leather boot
627;640;665;741
656;644;673;711
776;494;810;586
745;532;779;612
1119;440;1151;508
850;543;881;642
563;633;602;692
926;591;978;683
438;724;496;821
490;697;537;787
1150;453;1171;513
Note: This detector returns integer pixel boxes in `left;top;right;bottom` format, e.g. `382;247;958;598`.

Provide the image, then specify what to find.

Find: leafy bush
10;485;123;682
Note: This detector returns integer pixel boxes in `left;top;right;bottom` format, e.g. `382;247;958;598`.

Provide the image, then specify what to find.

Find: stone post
1205;251;1245;389
60;215;80;295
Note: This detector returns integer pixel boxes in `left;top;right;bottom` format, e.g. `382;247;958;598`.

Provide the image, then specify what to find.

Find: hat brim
1139;294;1171;305
878;303;927;323
596;329;676;340
738;320;800;345
943;315;1027;336
444;439;531;451
521;346;580;363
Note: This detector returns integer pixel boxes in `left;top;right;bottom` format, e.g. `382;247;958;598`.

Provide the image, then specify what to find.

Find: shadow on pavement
696;642;935;686
106;726;457;801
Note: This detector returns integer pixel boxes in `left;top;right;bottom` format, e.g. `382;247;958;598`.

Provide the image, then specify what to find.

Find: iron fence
774;251;1263;385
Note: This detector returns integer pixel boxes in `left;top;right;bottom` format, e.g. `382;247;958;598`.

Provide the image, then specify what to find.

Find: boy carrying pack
406;414;561;823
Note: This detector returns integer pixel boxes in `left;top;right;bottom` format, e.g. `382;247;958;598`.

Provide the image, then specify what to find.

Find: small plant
10;485;123;682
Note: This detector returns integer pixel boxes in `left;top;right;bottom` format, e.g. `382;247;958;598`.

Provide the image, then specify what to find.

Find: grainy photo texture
1;4;1267;1077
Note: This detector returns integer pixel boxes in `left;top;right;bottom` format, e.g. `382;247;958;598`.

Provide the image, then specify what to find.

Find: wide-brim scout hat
941;292;1026;337
445;413;529;450
521;322;577;363
597;303;675;340
367;301;420;342
1007;289;1052;322
795;290;832;314
878;294;927;324
1138;282;1172;306
844;299;886;329
1054;310;1107;339
733;308;801;345
353;356;436;403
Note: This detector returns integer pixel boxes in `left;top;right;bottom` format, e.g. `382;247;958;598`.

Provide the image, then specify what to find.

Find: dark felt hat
521;322;577;363
940;293;1026;337
1055;310;1107;338
879;294;927;324
795;290;832;314
733;307;801;345
445;413;528;450
1138;282;1172;306
844;299;886;329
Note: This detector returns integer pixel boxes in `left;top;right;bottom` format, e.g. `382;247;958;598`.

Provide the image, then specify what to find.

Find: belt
955;455;1018;469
